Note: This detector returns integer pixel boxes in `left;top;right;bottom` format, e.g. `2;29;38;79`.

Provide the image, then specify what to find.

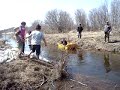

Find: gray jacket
104;25;112;33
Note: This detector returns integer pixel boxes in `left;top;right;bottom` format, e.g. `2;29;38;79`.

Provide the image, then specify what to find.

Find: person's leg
78;32;80;38
28;45;35;58
21;42;25;54
36;45;41;59
105;32;107;42
107;33;110;42
80;32;81;38
18;42;23;58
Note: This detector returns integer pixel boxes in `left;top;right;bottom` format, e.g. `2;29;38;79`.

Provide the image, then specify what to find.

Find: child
26;30;32;50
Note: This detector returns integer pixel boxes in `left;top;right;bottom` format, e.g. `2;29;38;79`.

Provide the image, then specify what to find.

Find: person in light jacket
104;21;112;42
27;24;47;59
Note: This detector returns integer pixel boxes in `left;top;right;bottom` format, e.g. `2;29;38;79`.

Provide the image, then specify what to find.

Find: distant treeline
1;0;120;34
28;0;120;33
0;27;14;34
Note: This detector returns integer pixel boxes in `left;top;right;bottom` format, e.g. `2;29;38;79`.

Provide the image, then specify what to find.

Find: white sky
0;0;111;30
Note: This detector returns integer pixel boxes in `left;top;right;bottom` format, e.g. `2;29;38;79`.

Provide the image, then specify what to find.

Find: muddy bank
45;30;120;53
56;74;120;90
0;59;119;90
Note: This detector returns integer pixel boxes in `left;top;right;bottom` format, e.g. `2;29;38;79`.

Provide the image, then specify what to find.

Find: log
30;59;54;67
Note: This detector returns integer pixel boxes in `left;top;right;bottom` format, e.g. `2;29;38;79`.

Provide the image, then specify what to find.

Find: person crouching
61;38;67;45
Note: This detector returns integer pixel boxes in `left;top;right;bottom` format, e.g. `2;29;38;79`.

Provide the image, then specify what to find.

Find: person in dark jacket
77;24;83;38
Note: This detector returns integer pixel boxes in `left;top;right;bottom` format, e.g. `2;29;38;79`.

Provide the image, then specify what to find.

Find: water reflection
104;53;111;73
77;50;84;61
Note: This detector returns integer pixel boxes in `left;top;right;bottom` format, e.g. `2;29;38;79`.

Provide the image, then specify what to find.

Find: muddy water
41;47;120;83
1;34;120;84
67;51;120;82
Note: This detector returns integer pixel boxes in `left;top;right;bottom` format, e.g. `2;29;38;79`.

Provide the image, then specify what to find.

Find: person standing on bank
77;24;83;38
20;22;26;54
15;22;26;56
104;21;112;42
28;24;47;59
15;28;23;57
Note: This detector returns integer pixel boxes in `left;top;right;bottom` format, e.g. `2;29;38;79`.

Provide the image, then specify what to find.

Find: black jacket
77;26;83;33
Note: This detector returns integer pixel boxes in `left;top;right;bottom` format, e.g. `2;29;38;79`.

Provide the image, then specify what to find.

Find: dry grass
0;54;69;90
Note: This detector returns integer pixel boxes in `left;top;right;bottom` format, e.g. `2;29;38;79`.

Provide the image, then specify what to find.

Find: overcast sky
0;0;112;30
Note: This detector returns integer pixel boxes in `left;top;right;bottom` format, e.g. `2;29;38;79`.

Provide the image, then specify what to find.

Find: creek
1;33;120;84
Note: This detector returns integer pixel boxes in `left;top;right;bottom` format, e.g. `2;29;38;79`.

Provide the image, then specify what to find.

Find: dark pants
105;32;109;42
31;45;41;59
21;42;25;53
78;32;82;38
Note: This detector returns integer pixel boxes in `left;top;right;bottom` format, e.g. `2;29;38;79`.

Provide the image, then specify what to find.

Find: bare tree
45;9;74;32
45;9;59;31
89;8;99;30
29;20;42;31
88;2;109;31
98;3;109;29
75;9;87;28
110;0;120;29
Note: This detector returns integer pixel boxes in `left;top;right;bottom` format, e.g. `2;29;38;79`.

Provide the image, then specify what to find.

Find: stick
40;76;47;86
31;59;53;67
70;79;87;86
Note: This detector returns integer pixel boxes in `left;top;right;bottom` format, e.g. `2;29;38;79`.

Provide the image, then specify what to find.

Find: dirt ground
45;30;120;53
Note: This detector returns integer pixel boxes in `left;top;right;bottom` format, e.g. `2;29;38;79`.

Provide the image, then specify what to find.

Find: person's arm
81;27;83;31
77;27;79;32
109;26;112;32
15;29;20;36
108;25;112;33
26;31;33;38
26;33;32;38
